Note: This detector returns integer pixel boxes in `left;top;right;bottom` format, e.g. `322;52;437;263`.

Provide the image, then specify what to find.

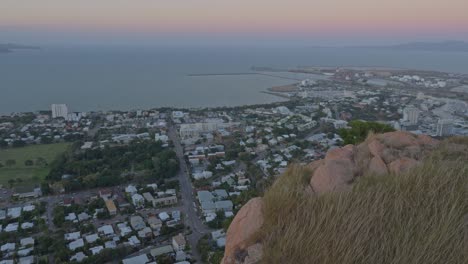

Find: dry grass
259;140;468;264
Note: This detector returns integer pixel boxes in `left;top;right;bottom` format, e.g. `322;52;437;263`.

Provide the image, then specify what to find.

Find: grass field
0;143;70;188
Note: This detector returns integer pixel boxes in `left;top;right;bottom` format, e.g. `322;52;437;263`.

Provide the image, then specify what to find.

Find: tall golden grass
259;139;467;264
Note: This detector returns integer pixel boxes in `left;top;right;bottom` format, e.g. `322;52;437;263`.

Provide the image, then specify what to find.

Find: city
0;66;467;264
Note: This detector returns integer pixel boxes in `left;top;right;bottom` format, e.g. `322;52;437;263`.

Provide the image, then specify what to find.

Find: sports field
0;143;69;188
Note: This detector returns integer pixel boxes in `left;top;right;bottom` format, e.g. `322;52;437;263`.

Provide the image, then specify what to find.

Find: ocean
1;46;467;114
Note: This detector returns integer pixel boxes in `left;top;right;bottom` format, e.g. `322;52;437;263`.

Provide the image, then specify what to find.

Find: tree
40;136;53;144
338;120;394;145
36;157;48;167
12;140;26;148
8;179;15;188
24;159;34;166
5;159;16;167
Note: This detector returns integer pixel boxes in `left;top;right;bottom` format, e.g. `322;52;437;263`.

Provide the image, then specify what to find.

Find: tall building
402;107;420;125
51;104;68;119
436;119;453;137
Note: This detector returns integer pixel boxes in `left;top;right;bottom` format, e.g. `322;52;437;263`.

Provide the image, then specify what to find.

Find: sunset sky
2;0;468;46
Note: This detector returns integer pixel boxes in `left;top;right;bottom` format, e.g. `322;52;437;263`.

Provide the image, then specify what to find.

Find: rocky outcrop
222;198;264;264
223;131;439;263
310;131;438;194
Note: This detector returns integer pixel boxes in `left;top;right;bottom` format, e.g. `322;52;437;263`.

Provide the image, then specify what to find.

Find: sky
1;0;468;46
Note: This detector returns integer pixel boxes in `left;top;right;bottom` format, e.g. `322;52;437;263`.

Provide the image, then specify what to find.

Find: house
153;196;178;207
213;189;228;200
77;212;91;222
130;216;146;230
146;183;158;190
142;192;155;204
125;185;138;195
172;233;186;251
99;189;112;200
211;229;225;240
65;231;81;241
155;133;169;143
197;191;214;204
116;194;131;208
158;212;170;222
65;213;77;221
175;250;187;262
138;227;153;239
117;222;132;237
215;200;233;212
97;225;114;236
1;243;15;252
105;241;117;249
20;237;34;247
63;197;73;207
105;199;117;215
127;236;141;247
201;201;216;215
122;254;149;264
21;222;34;229
85;234;99;244
147;216;163;230
167;219;180;227
7;207;22;219
216;237;226;248
150;245;174;258
131;193;145;208
22;205;35;212
70;252;87;262
17;247;34;257
68;239;84;251
4;223;19;232
171;210;181;221
90;245;104;255
18;256;35;264
16;187;42;199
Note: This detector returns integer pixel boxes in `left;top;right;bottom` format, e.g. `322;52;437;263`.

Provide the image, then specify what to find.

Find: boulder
368;138;385;158
388;157;419;174
379;131;417;149
242;243;263;264
325;145;354;160
222;198;264;264
310;158;355;194
368;156;389;175
416;134;439;146
307;159;324;172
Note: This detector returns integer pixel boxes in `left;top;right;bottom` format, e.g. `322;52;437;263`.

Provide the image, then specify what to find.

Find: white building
436;119;453;137
51;104;68;119
131;193;145;208
172;233;186;251
403;107;420;125
155;133;169;143
68;239;84;251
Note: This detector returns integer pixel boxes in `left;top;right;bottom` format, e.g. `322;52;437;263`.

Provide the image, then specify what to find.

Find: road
168;123;211;263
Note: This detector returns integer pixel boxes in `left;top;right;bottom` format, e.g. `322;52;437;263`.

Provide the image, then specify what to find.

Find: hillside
222;132;468;264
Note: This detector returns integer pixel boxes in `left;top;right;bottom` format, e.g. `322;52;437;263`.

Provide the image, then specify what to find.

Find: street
168;122;211;263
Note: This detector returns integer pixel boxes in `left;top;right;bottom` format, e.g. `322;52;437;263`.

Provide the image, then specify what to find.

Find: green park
0;143;70;189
